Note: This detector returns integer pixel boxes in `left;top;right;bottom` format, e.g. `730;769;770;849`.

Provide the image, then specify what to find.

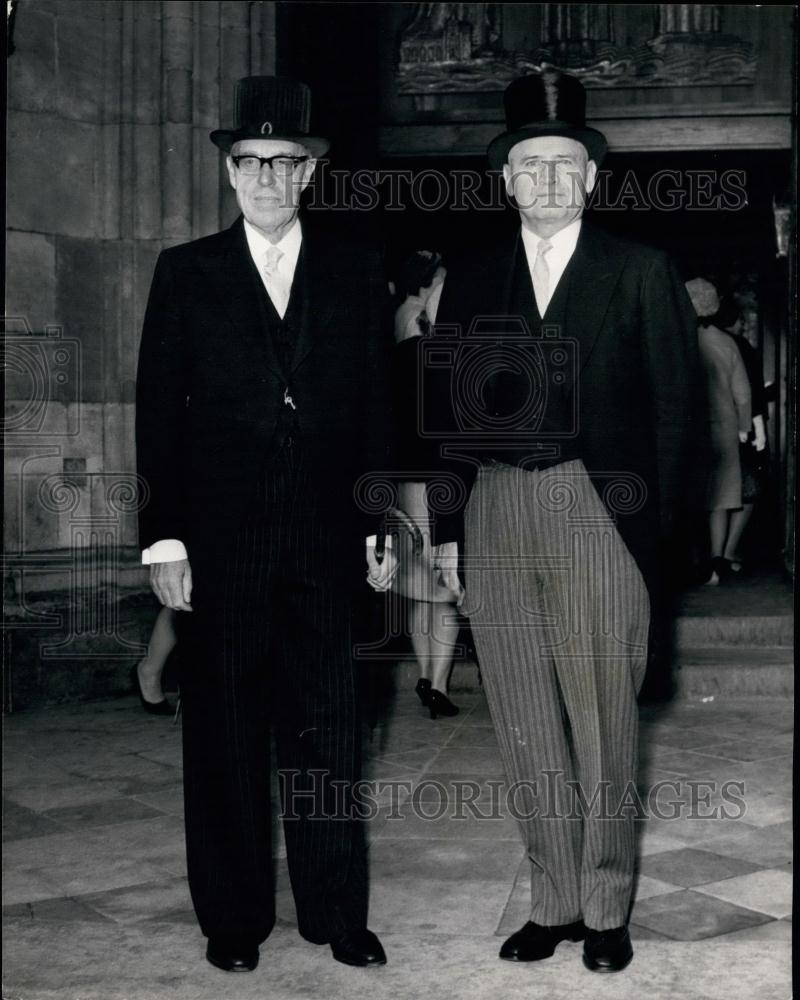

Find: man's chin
251;205;283;218
521;208;581;224
246;209;293;233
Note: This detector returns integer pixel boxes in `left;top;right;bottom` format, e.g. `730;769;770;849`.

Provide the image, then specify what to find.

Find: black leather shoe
329;928;387;967
131;664;173;716
205;938;259;972
428;689;459;719
499;920;585;962
415;678;432;706
582;926;633;972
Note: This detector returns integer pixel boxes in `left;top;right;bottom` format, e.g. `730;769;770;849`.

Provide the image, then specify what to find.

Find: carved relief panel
381;4;792;154
396;4;758;93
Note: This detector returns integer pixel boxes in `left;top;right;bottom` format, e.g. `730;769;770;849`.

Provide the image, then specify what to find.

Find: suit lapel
195;217;285;380
563;223;628;380
485;231;521;323
290;226;342;372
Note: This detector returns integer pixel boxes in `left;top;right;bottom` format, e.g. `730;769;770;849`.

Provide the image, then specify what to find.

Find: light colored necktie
263;245;283;278
532;239;553;316
263;245;288;316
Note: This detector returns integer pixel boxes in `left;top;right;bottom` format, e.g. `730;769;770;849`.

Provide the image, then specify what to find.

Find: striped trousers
179;443;368;945
463;459;649;930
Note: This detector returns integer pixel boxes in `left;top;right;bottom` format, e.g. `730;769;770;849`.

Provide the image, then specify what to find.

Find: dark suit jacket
398;222;701;593
136;216;393;560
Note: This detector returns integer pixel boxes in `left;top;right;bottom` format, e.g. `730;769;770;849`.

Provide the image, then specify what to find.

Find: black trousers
178;443;368;944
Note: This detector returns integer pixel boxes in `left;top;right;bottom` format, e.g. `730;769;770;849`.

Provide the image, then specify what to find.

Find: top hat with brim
210;75;330;158
487;71;607;170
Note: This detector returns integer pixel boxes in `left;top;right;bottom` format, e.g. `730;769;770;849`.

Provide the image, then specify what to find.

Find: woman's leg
724;504;754;564
138;606;177;702
708;509;729;558
429;604;459;693
399;482;437;686
409;600;432;682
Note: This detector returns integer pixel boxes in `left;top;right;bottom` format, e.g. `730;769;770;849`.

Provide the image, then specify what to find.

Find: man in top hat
136;76;394;972
398;70;698;971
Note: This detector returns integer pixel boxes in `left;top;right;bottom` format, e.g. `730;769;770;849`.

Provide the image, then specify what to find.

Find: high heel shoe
415;678;432;707
428;689;459;719
710;556;735;581
131;663;174;716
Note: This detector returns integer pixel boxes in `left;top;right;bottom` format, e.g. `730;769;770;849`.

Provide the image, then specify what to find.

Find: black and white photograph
3;3;796;999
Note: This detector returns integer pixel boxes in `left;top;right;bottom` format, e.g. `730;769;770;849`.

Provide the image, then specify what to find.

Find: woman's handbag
376;507;462;604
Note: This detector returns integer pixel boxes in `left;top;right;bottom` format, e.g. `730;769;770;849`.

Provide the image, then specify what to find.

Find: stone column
132;1;163;241
162;0;194;241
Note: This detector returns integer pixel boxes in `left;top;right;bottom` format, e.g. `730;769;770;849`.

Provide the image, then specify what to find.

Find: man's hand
150;559;192;611
392;268;446;344
432;541;464;605
393;291;428;344
366;541;399;593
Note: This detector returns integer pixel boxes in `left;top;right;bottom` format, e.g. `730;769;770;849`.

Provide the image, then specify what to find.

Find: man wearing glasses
136;76;393;974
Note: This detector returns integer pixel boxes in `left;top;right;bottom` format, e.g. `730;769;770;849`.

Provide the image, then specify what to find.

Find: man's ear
502;162;514;198
585;159;598;195
225;155;237;190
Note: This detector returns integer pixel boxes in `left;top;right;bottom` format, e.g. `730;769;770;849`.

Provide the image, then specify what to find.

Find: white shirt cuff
366;535;392;548
142;539;188;564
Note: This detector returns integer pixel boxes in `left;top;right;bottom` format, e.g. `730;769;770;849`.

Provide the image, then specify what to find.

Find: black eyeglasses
231;154;310;177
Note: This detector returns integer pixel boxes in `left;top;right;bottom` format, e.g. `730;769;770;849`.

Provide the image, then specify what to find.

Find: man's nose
541;162;558;184
257;166;277;187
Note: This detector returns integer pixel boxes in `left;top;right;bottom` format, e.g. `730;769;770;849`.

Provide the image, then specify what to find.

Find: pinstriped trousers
179;442;368;945
463;459;649;930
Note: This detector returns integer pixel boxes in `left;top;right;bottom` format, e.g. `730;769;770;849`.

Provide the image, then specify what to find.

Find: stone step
674;615;793;649
389;646;794;700
675;646;794;667
406;645;796;701
674;647;794;698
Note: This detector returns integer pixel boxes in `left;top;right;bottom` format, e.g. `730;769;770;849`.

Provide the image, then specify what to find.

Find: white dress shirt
519;217;582;314
424;217;582;325
244;216;302;318
141;218;303;565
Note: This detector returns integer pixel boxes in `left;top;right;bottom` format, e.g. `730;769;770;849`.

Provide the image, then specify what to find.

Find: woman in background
391;251;461;719
686;278;752;585
715;296;768;572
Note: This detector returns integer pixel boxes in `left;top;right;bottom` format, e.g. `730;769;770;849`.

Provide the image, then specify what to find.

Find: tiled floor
3;678;792;1000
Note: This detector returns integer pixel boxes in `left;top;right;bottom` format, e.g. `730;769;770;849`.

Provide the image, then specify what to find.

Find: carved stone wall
5;0;276;598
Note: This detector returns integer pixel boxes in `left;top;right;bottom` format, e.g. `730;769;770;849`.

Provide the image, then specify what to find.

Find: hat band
508;117;580;132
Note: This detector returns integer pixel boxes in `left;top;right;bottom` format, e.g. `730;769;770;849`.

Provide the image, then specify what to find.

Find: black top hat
210;75;330;158
487;71;607;170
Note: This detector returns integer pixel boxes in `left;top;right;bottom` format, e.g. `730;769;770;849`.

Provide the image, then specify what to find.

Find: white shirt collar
243;217;303;277
520;216;582;260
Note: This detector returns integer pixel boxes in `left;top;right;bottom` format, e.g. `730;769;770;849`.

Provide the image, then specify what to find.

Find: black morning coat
395;221;702;598
136;215;394;566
